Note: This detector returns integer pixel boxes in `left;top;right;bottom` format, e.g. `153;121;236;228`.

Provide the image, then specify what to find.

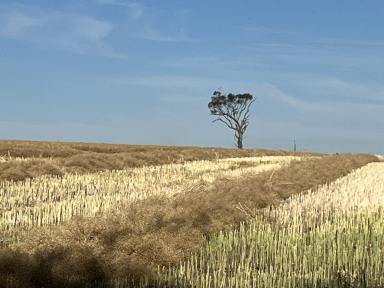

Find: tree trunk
236;133;243;149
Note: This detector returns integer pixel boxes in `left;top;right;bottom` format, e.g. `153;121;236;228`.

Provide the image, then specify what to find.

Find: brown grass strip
0;160;63;182
0;140;318;181
1;154;378;287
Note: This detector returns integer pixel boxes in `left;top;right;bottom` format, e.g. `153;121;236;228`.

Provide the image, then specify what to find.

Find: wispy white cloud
253;43;297;48
158;56;246;69
111;72;384;110
242;25;384;50
97;0;196;43
314;38;384;49
258;83;323;111
264;72;384;106
96;0;143;19
0;10;41;37
262;81;384;118
0;5;125;58
111;75;218;91
109;74;328;112
138;27;196;43
238;26;384;61
243;26;298;35
296;77;384;105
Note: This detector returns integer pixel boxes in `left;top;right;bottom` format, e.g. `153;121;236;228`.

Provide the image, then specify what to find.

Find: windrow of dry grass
0;156;299;246
0;140;313;158
0;140;318;182
158;162;384;288
0;153;377;287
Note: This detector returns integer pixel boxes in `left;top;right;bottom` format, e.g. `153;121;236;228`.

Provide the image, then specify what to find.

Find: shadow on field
305;270;384;288
145;270;384;288
0;248;107;288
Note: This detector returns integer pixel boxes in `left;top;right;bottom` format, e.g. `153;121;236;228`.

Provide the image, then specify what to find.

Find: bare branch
213;118;236;130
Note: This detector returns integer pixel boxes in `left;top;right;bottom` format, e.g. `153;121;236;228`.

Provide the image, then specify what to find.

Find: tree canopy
208;91;255;149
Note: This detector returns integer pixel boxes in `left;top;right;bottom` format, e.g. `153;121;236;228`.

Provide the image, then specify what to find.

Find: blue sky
0;0;383;153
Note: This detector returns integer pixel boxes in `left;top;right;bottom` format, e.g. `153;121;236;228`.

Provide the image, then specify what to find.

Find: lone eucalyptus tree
208;91;255;149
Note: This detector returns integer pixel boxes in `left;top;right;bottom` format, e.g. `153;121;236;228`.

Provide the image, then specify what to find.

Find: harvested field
3;1;382;286
0;156;300;246
0;140;316;182
0;153;378;287
157;162;384;287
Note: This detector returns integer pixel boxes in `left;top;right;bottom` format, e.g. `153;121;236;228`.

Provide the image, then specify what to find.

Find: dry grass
0;156;297;245
157;162;384;288
3;153;377;287
171;154;379;230
0;140;319;181
0;160;63;182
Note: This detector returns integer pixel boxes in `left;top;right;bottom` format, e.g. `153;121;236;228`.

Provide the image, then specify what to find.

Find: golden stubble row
0;156;31;163
275;162;384;227
0;156;302;244
152;162;384;288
